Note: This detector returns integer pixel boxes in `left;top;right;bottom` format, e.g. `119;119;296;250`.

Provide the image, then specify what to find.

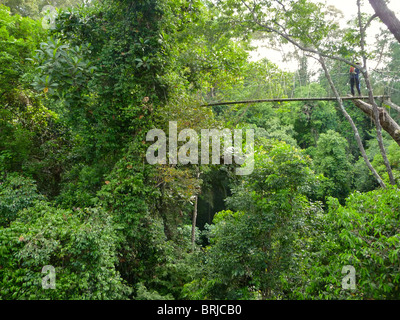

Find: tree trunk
368;0;400;44
358;0;395;185
352;98;400;147
191;170;201;250
191;194;198;250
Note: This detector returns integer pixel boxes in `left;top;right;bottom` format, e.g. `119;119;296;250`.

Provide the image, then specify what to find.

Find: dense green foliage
1;0;400;301
0;200;131;299
184;140;321;299
293;185;400;299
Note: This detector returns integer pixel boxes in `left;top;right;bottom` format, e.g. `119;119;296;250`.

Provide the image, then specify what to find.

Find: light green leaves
31;37;95;96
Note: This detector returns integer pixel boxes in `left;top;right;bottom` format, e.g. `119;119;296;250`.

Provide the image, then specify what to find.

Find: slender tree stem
191;170;201;250
357;0;395;185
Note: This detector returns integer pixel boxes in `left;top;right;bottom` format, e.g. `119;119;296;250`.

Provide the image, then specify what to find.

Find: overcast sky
249;0;400;71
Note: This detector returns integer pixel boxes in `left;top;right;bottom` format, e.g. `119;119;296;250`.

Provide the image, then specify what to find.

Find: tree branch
362;13;379;34
384;99;400;113
239;0;363;70
368;0;400;44
353;98;400;147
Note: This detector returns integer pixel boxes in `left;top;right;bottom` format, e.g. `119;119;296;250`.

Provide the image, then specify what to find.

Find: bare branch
384;99;400;113
362;13;379;34
275;0;288;12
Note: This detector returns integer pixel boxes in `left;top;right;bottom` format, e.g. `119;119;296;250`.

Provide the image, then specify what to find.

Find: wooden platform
201;96;390;107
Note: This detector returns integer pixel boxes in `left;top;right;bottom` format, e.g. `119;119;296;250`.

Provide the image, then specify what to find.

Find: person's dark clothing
350;67;361;96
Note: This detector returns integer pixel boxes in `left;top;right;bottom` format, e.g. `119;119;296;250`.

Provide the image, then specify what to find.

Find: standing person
350;62;361;96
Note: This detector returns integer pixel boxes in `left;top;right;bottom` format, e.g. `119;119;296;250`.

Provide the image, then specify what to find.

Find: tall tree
216;0;399;187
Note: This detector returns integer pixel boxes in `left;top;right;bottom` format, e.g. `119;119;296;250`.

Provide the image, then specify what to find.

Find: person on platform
350;62;362;96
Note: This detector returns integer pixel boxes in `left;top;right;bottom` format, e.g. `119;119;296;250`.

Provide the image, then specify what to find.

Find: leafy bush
295;185;400;299
312;130;353;202
184;140;322;299
0;173;45;227
0;201;131;299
